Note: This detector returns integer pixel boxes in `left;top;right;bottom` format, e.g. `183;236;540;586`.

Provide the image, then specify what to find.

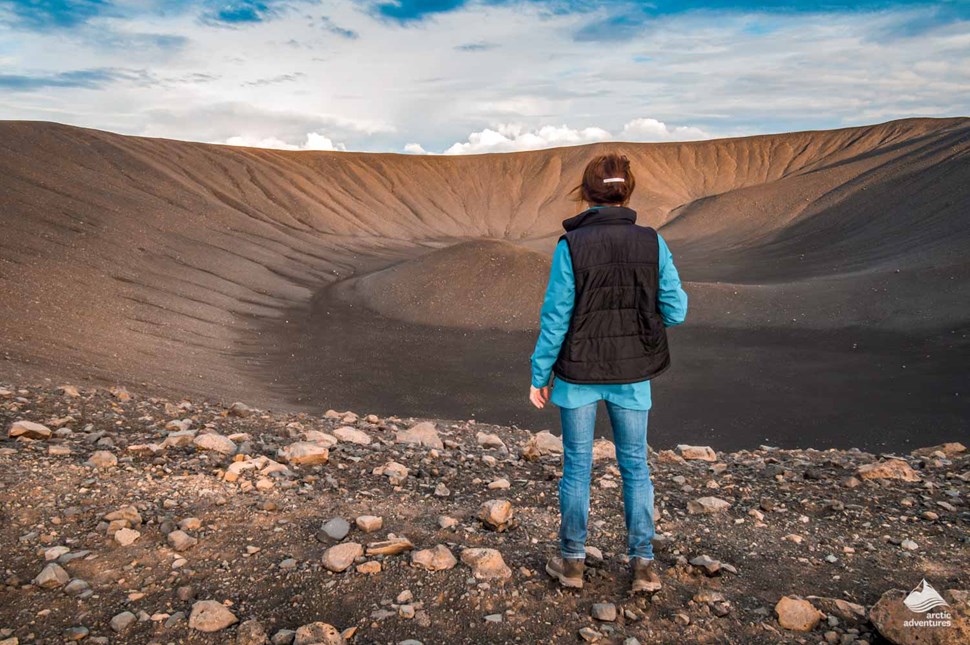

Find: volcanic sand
1;118;968;449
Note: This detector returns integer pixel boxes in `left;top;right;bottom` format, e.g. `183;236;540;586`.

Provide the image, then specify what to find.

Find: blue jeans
559;401;655;560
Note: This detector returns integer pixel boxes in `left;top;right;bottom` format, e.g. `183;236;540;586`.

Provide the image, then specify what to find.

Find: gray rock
321;517;350;541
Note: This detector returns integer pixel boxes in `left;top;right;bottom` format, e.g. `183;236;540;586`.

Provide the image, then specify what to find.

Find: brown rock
411;544;458;571
395;421;443;450
857;459;920;482
34;562;69;588
592;439;616;462
775;596;823;632
86;450;117;468
192;433;237;455
460;547;512;581
911;442;966;458
189;600;238;632
366;537;414;556
8;420;52;440
278;442;329;466
355;515;383;533
322;542;364;572
687;496;731;514
333;426;372;445
869;587;969;645
479;499;514;531
236;619;269;645
294;622;345;645
676;444;718;461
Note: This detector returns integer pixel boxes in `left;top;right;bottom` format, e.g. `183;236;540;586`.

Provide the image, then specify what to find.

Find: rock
104;505;142;526
64;626;89;641
193;433;237;455
687;496;731;514
376;460;409;485
460;548;512;581
592;439;616;462
113;527;141;546
110;611;137;633
775;596;823;632
488;478;510;490
857;459;920;482
869;587;969;645
333;426;372;445
676;444;718;461
411;545;458;571
579;626;602;642
189;600;239;632
278;442;329;466
86;450;117;468
322;542;364;572
167;530;198;551
321;517;351;541
179;517;202;531
395;421;443;450
34;562;69;588
434;482;450;497
438;515;458;530
304;430;338;447
657;450;688;465
162;430;196;448
476;432;506;449
366;537;414;556
592;603;617;621
355;515;383;533
237;619;269;645
901;538;919;550
229;401;254;417
689;554;722;575
272;629;297;645
529;430;563;455
356;561;381;574
911;442;966;458
805;597;867;623
294;622;345;645
8;420;52;440
479;499;514;531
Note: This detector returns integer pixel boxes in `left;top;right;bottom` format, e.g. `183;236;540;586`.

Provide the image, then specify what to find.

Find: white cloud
443;123;613;154
223;131;346;151
403;142;428;154
0;2;965;152
438;118;709;154
621;118;710;141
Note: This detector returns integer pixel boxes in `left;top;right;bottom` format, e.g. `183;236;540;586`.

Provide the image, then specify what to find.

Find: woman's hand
529;385;550;409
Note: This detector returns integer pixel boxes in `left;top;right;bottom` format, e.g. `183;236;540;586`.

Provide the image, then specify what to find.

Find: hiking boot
631;557;662;593
545;556;584;589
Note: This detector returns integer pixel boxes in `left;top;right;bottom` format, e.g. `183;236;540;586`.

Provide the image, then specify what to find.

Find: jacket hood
562;205;637;232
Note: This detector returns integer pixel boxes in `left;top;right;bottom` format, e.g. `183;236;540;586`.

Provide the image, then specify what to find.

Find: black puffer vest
552;205;671;384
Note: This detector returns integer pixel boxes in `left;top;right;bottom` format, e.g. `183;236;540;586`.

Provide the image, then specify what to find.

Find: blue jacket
530;232;688;410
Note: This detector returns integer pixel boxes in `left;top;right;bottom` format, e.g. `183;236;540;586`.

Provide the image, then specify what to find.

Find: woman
529;153;688;593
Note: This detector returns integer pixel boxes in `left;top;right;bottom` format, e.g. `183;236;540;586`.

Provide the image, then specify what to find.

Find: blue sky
0;0;967;153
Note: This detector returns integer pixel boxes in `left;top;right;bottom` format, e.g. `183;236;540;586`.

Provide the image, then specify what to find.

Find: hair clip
603;177;625;183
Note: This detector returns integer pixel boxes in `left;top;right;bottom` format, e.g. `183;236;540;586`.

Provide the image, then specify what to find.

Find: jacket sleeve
657;233;688;327
530;239;575;388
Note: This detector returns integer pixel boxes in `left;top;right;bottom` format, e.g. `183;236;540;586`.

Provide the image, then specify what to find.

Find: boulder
869;587;969;645
278;442;329;466
461;547;512;581
8;420;52;440
34;562;69;588
192;433;237;455
411;545;458;571
911;443;966;458
395;422;443;450
86;450;117;468
479;499;514;531
775;596;823;632
687;496;731;514
857;459;920;482
294;622;345;645
333;426;372;445
322;542;364;572
476;432;506;449
592;439;616;462
676;444;718;461
189;600;239;632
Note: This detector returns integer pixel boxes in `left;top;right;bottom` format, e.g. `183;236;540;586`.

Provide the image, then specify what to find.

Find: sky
0;0;968;154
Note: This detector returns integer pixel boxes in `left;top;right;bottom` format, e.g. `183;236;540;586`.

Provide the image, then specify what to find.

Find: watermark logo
903;579;952;629
904;579;949;613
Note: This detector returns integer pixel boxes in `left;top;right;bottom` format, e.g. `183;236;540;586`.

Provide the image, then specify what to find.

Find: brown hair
568;153;636;206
